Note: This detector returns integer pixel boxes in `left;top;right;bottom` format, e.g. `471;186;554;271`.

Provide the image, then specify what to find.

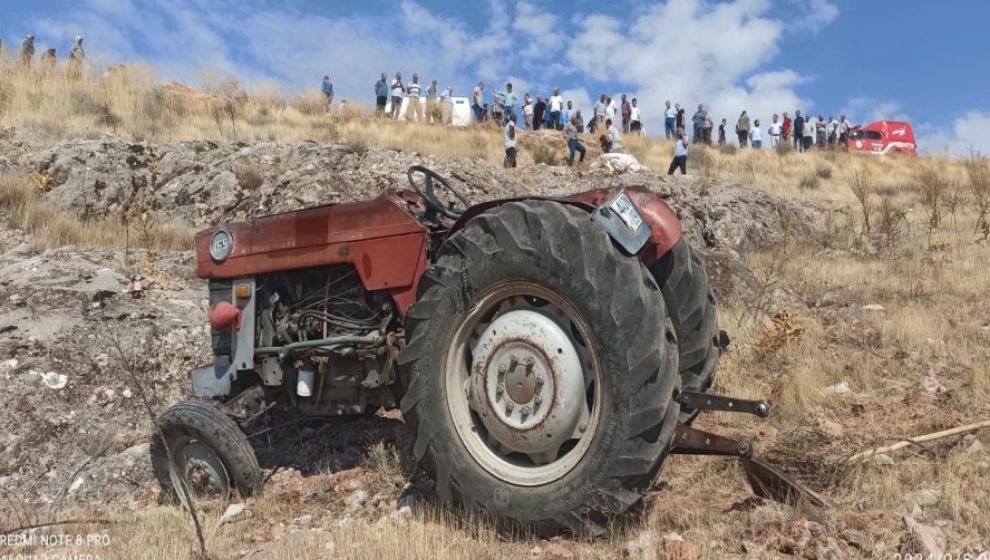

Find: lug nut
509;355;518;369
578;422;588;433
535;375;544;386
524;357;535;370
495;385;504;397
498;365;507;375
534;395;542;406
505;401;514;413
520;406;530;416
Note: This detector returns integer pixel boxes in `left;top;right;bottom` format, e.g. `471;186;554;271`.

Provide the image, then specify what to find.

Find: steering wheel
407;165;469;220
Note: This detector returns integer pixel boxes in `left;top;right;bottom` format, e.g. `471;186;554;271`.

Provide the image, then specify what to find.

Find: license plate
609;191;643;233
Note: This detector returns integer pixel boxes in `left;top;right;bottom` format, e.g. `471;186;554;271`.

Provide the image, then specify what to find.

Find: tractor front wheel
150;400;262;504
399;201;681;535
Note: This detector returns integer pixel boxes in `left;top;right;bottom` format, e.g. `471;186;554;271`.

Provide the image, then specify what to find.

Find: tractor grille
209;280;233;357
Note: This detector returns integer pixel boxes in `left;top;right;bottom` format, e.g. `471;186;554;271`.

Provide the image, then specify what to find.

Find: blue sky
3;0;988;153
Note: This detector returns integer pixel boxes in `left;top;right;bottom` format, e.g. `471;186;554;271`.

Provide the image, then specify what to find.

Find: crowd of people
1;33;86;78
343;71;862;173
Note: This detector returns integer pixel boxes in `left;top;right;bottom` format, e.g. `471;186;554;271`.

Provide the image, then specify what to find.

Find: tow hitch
671;392;830;509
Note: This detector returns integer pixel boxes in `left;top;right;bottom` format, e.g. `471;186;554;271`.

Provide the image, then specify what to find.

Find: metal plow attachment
671;391;831;509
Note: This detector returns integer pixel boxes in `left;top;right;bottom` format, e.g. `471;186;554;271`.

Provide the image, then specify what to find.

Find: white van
385;96;474;126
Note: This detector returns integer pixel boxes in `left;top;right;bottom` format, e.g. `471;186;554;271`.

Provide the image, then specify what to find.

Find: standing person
803;115;814;152
504;114;518;168
838;114;851;148
668;129;689;175
374;73;389;116
426;80;440;123
39;48;56;75
664;100;677;139
440;87;454;125
620;94;632;133
523;94;534;131
491;89;504;125
20;34;35;68
593;95;607;132
389;72;405;119
68;36;85;80
750;119;763;149
704;114;713;144
563;100;574;126
781;112;793;146
564;115;586;166
691;104;707;144
815;115;827;148
735;111;751;147
604;97;616;128
630;98;642;135
549;88;564;131
493;83;518;125
828;114;839;146
533;96;546;130
718;119;727;145
575;109;585;133
606;118;622;153
543;101;553;130
768;114;782;148
406;74;423;122
471;82;485;123
675;103;685;132
792;110;805;150
321;76;334;112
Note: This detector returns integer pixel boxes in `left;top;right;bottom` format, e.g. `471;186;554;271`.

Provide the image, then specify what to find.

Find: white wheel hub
468;310;587;460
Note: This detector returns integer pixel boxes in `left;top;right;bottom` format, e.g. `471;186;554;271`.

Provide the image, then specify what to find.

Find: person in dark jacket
792;109;804;150
533;96;546;131
675;103;685;131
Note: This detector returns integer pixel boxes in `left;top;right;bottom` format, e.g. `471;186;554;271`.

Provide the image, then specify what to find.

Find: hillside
0;66;988;559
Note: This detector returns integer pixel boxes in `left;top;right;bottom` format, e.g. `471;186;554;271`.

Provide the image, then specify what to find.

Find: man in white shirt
549;87;564;131
749;119;763;149
664;100;676;138
471;82;485;123
630;98;643;135
593;95;607;133
406;74;423;123
668;129;688;175
768;114;782;147
389;72;405;119
604;118;622;153
504;115;517;168
828;114;839;146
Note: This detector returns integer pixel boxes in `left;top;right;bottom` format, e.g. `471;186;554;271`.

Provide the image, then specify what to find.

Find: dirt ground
1;126;988;559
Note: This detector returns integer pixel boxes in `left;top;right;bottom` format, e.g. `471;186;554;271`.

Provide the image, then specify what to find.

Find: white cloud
840;96;910;123
917;111;990;156
793;0;839;30
26;0;845;136
567;0;812;133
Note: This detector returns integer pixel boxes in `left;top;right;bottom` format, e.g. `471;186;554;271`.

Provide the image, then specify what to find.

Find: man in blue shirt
493;83;519;126
374;73;388;116
321;76;334;112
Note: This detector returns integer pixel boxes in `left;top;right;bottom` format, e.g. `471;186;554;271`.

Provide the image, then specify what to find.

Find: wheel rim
445;281;602;486
169;440;232;501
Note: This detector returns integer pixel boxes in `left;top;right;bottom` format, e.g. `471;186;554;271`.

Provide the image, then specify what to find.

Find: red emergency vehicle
847;120;917;156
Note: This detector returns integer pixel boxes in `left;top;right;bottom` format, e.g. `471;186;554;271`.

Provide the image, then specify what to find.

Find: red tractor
153;167;815;534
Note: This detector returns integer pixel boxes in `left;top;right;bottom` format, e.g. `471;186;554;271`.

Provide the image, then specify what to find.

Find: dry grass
2;60;990;558
0;175;193;252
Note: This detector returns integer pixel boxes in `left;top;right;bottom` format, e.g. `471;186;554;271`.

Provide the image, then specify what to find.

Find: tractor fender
452;188;683;265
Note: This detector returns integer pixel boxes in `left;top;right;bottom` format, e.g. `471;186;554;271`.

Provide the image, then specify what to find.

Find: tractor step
678;390;770;418
670;425;831;509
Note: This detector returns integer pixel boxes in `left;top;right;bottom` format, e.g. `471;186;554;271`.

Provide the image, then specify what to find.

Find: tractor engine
210;265;400;416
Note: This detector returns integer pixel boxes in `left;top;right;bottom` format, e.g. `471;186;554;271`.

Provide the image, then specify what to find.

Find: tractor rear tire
398;200;680;535
649;238;721;423
151;400;262;504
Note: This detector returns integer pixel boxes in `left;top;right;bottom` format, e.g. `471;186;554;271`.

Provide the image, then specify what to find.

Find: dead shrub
847;167;874;236
291;91;328;116
914;160;948;229
232;164;265;191
529;142;560;166
815;163;833;179
718;144;738;156
775;141;793;156
799;173;820;190
753;310;803;360
964;153;990;240
872;197;909;254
